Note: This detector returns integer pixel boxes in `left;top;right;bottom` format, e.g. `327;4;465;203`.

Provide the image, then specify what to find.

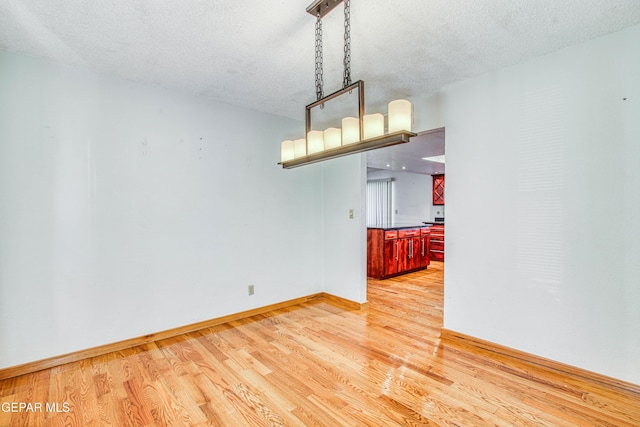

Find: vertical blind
366;178;393;227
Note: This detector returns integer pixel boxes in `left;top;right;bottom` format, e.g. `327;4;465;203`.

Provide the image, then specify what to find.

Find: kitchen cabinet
367;227;431;279
397;229;421;272
382;231;399;276
368;229;398;278
419;227;431;267
429;224;444;261
432;174;445;205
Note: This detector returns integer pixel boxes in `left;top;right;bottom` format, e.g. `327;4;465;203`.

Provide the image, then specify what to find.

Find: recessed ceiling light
422;155;445;163
386;163;391;168
401;166;406;170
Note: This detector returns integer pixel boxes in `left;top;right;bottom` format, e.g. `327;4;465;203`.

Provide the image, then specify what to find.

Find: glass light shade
293;138;306;158
342;117;360;145
363;113;384;139
280;140;294;162
307;130;324;154
324;127;342;149
388;99;412;133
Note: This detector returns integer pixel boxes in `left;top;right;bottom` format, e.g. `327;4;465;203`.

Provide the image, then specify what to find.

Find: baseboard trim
321;293;369;311
0;292;366;381
440;328;640;395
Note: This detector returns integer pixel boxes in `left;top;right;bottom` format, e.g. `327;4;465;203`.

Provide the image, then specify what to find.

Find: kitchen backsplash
430;206;445;222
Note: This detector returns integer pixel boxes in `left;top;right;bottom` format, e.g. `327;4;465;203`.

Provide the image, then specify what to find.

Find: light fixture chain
343;0;352;88
315;11;324;101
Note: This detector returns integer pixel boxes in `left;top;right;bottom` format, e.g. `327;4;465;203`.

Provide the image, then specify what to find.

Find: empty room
1;1;639;425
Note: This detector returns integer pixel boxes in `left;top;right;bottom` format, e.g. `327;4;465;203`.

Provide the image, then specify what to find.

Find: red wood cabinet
383;239;399;276
368;229;398;278
398;236;421;272
432;174;445;205
429;224;444;261
419;228;431;267
367;227;431;279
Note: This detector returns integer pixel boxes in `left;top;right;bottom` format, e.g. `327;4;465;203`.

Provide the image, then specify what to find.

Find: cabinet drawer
398;228;420;238
384;230;398;240
430;228;444;238
430;241;444;251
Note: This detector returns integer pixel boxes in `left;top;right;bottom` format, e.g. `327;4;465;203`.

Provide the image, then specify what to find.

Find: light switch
349;209;354;219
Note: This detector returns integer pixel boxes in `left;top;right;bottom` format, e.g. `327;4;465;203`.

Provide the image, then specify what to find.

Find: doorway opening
364;128;445;321
366;128;445;224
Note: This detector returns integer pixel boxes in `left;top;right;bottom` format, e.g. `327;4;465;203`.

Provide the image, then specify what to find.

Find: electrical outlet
248;284;255;296
349;209;354;219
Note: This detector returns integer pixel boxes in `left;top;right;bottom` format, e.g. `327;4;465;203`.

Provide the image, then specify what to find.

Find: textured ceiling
2;0;640;123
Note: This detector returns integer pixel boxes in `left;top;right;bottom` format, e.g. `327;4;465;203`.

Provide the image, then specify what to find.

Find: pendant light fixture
278;0;416;169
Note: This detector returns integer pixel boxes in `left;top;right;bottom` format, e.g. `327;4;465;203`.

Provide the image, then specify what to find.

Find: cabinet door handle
395;241;399;261
421;238;425;256
409;240;413;258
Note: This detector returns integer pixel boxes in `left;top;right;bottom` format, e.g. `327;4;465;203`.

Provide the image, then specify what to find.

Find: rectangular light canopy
306;0;343;18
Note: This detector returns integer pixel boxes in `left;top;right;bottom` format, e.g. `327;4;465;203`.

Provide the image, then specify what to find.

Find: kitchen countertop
368;222;443;230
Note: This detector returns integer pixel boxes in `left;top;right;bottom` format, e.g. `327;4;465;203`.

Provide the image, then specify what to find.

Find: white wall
418;25;640;384
321;155;368;303
367;169;442;224
0;51;332;369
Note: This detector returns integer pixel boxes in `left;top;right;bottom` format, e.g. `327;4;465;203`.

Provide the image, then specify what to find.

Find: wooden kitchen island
367;225;437;279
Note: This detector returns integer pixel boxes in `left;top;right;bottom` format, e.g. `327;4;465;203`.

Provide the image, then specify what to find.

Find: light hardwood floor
1;262;639;426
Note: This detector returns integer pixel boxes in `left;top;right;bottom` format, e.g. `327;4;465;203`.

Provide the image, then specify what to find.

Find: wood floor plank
189;371;243;425
1;261;639;426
